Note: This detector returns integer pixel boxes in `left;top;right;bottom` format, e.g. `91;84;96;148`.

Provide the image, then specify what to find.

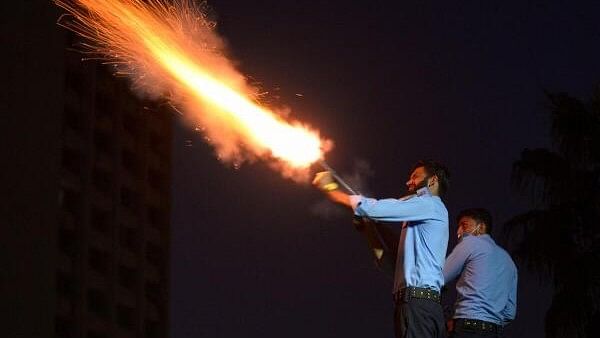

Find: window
56;271;76;298
121;187;140;211
88;247;111;274
119;225;138;251
147;206;166;230
94;129;114;155
122;149;141;176
144;319;160;338
145;281;162;306
117;304;135;330
119;265;137;290
87;288;110;319
62;147;83;174
92;166;113;194
59;226;78;257
55;316;75;338
91;208;111;234
145;243;164;268
123;112;141;139
147;169;166;193
87;330;108;338
60;188;82;219
148;132;165;157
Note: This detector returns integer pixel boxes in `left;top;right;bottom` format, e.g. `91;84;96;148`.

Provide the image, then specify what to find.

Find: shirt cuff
349;195;363;212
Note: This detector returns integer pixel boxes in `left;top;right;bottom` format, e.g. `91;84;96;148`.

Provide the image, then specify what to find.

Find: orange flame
55;0;329;172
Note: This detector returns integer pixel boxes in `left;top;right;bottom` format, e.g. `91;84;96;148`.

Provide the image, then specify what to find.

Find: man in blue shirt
313;160;450;338
443;208;517;338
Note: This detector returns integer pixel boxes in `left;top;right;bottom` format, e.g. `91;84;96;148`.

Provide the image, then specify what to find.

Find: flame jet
55;0;329;176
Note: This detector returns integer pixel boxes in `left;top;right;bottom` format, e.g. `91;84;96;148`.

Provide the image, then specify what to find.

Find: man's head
406;160;450;197
456;208;493;238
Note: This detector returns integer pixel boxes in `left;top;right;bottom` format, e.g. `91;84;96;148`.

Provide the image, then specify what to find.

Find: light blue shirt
443;234;518;325
350;187;449;293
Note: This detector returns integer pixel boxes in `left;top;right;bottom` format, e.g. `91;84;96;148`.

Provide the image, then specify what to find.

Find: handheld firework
317;159;358;195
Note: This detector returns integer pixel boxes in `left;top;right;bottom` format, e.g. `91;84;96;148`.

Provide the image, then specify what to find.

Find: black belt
454;318;503;333
395;287;441;303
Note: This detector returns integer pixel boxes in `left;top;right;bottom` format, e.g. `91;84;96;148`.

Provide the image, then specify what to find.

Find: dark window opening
119;265;137;290
91;208;111;234
120;225;138;251
117;304;136;330
92;166;113;194
122;149;141;176
147;206;167;230
94;129;114;155
60;188;82;218
147;169;166;193
145;243;164;268
121;187;140;211
55;316;75;338
88;247;111;274
62;147;84;174
87;288;110;319
57;271;76;298
59;226;78;257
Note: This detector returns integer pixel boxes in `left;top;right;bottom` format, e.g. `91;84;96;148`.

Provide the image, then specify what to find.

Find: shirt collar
416;187;432;197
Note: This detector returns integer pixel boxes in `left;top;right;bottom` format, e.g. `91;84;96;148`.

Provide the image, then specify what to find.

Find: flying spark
55;0;331;178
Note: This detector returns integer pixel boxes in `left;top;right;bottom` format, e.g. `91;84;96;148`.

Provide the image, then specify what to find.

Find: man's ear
428;175;439;187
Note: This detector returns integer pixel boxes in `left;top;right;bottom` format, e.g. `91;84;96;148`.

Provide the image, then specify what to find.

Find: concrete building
1;2;172;338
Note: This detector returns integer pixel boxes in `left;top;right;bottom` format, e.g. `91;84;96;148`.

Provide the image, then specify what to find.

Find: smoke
310;159;374;219
56;0;329;181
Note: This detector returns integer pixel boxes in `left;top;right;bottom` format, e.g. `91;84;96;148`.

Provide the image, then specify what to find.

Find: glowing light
55;0;328;169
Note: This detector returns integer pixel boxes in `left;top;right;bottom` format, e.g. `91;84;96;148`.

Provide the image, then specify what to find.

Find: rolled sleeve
349;195;363;212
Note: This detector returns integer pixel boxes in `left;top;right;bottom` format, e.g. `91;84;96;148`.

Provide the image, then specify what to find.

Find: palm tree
506;87;600;337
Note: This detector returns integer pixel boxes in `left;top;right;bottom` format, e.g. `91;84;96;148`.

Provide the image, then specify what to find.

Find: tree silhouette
506;87;600;337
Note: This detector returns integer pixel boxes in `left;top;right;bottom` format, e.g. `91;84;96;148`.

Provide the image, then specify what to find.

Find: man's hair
457;208;493;235
412;160;450;197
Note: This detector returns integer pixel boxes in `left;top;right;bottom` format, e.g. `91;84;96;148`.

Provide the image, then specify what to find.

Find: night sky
170;1;600;337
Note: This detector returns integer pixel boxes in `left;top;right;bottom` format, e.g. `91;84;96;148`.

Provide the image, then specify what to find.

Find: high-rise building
1;2;172;338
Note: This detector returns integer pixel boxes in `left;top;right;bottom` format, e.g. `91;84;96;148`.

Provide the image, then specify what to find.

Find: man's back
444;234;517;325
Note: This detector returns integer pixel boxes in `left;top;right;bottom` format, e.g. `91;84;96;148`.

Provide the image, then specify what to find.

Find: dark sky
170;1;600;337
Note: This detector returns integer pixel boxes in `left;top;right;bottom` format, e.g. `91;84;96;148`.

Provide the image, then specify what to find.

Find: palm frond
511;148;571;205
546;91;600;168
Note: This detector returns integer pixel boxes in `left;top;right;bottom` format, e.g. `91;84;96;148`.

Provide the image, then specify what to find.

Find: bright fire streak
56;0;325;168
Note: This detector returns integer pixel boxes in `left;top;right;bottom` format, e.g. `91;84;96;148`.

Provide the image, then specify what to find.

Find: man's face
457;216;481;238
406;166;430;194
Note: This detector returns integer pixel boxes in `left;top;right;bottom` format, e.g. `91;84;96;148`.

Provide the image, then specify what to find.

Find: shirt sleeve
502;266;518;323
442;240;470;284
351;195;438;223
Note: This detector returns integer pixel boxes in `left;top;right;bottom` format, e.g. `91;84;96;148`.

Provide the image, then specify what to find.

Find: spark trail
55;0;330;178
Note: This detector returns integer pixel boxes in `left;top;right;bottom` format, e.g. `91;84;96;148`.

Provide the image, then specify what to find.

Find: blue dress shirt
443;234;518;325
350;187;449;293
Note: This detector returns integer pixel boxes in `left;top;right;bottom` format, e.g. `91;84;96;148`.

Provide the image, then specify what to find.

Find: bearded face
406;166;430;194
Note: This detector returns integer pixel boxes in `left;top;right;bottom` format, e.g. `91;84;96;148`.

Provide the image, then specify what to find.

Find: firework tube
318;159;358;195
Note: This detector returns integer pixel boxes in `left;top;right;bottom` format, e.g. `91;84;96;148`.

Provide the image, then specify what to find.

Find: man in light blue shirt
313;160;450;338
443;208;517;338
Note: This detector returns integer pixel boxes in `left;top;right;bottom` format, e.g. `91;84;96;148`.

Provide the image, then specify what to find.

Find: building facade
1;2;172;338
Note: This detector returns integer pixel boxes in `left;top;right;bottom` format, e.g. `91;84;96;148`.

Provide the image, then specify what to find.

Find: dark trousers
394;297;446;338
449;321;503;338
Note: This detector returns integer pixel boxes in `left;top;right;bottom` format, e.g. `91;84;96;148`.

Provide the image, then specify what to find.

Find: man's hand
313;171;353;208
312;171;339;192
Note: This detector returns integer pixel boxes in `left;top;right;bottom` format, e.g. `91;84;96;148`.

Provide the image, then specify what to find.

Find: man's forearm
326;190;353;208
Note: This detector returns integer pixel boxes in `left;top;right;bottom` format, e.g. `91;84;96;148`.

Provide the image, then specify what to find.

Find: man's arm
353;196;436;222
442;240;470;284
324;190;352;208
312;171;438;222
313;171;355;209
502;267;518;323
